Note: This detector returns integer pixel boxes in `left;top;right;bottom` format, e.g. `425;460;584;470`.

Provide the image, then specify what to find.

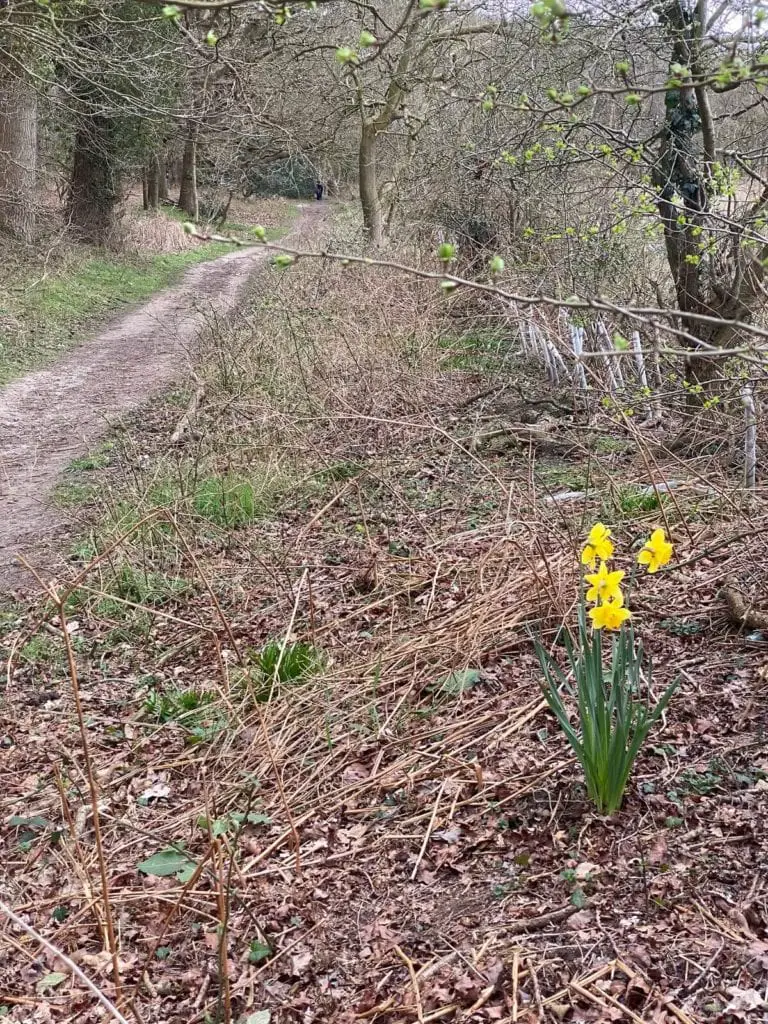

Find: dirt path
0;203;318;595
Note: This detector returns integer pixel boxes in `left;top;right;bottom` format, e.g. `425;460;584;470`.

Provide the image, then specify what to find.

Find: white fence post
569;323;589;393
594;319;622;394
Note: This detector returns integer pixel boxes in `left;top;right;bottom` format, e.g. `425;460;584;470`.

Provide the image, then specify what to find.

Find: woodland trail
0;203;320;594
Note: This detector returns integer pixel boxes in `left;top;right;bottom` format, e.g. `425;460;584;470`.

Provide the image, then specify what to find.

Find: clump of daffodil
533;523;679;815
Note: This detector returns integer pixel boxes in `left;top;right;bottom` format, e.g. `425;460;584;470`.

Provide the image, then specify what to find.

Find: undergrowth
2;208;766;1024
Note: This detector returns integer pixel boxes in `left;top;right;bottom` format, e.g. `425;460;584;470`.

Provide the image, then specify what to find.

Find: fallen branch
500;902;585;935
723;584;768;631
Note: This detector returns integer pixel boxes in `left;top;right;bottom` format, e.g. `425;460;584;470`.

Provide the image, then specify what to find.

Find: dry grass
2;211;768;1024
110;208;196;254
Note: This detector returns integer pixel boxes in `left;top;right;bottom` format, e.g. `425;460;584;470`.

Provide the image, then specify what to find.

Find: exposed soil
0;204;319;594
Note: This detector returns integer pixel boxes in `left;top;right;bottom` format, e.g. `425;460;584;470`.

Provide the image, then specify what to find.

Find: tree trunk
359;124;383;246
158;154;169;202
142;169;149;210
0;70;37;242
67;116;119;244
147;155;160;210
178;123;198;220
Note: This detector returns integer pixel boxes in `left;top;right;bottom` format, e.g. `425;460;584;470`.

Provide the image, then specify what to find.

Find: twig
410;777;448;881
511;949;520;1022
251;923;321;979
395;945;425;1023
253;568;309;875
126;846;216;1007
691;899;745;942
683;939;724;994
464;984;496;1015
214;839;232;1024
526;958;544;1021
164;513;242;661
32;572;125;1016
0;899;130;1024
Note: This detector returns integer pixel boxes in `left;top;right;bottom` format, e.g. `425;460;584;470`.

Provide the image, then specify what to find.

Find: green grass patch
607;484;666;519
535;459;590;493
240;640;325;703
166;200;298;241
19;633;62;668
67;564;192;619
312;461;364;484
193;473;287;527
53;480;101;508
143;683;226;743
67;441;116;473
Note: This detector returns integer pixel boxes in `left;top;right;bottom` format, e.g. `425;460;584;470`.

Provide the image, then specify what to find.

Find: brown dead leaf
574;861;600;881
566;909;594;931
648;836;668;865
290;949;313;976
725;986;767;1014
341;762;369;787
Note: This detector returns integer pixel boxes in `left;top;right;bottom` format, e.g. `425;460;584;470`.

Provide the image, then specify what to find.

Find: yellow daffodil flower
581;522;614;570
638;527;674;574
584;561;625;604
589;598;631;631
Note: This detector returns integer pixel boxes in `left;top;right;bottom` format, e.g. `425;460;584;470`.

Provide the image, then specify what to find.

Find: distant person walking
314;181;324;201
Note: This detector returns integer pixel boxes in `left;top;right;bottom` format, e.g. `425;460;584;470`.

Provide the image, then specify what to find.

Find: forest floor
0;206;767;1024
0;198;320;588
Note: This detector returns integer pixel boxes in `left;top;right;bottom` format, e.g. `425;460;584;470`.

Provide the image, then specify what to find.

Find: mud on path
0;203;320;595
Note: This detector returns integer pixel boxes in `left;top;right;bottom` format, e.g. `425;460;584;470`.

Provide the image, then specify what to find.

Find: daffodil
581;522;614;570
589;597;631;631
584;561;625;604
638;527;673;574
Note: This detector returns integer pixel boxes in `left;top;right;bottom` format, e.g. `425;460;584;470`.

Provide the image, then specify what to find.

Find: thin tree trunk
142;169;149;210
0;70;37;242
147;155;160;210
178;122;198;220
158;154;169;202
359;124;383;246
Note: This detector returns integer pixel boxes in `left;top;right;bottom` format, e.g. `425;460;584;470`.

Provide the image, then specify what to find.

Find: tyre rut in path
0;204;317;594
